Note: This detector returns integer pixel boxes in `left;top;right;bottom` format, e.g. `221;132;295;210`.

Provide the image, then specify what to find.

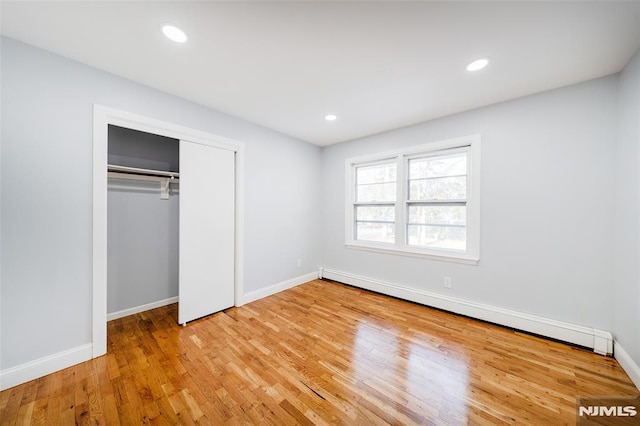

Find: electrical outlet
296;259;302;268
443;276;452;289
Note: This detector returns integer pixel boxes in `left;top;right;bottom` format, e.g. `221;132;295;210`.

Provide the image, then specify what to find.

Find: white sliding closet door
179;141;235;325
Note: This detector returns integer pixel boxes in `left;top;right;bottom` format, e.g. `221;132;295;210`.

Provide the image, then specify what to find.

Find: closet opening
106;125;180;326
93;105;245;358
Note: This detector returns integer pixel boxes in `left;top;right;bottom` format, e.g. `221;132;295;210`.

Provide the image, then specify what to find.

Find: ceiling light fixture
325;114;337;121
162;25;188;43
466;58;489;72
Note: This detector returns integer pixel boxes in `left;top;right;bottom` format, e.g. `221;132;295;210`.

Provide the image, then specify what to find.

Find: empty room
1;1;640;424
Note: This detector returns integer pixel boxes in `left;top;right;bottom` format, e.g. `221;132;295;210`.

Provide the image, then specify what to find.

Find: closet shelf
108;164;179;200
107;164;179;178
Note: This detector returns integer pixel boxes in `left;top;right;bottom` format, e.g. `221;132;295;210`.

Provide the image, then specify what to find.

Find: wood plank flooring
1;279;638;424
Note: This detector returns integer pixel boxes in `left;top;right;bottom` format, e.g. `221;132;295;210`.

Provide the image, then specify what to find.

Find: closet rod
107;164;179;179
107;164;179;200
107;172;180;185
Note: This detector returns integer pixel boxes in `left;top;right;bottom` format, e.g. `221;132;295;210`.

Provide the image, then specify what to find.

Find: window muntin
346;135;480;264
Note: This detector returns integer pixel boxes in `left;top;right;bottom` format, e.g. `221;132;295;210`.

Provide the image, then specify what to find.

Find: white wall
614;49;640;369
0;37;322;370
321;75;618;331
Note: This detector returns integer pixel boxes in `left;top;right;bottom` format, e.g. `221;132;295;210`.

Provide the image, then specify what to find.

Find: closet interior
107;125;180;321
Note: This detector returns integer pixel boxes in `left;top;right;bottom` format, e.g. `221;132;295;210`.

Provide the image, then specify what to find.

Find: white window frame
345;134;480;265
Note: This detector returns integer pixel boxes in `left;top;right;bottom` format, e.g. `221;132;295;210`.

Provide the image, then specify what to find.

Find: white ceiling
2;1;640;146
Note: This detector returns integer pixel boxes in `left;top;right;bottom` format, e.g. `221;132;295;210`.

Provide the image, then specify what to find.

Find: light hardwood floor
1;279;638;424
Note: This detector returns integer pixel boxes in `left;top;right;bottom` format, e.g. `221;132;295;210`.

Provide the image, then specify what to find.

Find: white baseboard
615;341;640;390
320;268;613;355
0;344;93;391
238;271;319;306
107;296;179;321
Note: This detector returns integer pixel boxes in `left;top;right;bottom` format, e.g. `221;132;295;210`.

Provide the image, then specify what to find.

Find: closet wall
107;125;180;316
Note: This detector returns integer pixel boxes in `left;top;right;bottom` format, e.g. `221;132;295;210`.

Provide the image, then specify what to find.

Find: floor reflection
352;320;469;423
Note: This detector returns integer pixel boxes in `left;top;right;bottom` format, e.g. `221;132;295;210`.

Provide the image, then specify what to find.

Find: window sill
345;242;479;265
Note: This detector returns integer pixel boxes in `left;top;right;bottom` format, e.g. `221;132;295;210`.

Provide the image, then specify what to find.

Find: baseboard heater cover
319;267;613;356
614;341;640;391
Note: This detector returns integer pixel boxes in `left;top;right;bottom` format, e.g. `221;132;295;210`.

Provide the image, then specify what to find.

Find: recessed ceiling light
162;25;187;43
325;114;337;121
466;58;489;72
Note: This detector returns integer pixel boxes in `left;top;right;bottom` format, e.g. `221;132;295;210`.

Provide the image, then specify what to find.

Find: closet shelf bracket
160;177;174;200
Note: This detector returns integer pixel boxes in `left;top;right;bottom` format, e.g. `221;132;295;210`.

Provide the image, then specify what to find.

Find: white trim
94;105;243;152
344;243;479;265
92;106;108;358
237;271;319;306
345;134;479;165
344;134;481;264
107;297;179;321
0;344;93;391
615;341;640;390
234;147;246;311
321;268;613;355
93;104;245;358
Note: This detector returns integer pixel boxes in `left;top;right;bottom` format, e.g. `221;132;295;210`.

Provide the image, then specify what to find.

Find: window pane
357;182;396;202
356;222;395;243
357;163;396;184
408;205;466;226
409;176;466;201
356;205;395;222
408;225;466;250
409;153;466;179
356;162;396;202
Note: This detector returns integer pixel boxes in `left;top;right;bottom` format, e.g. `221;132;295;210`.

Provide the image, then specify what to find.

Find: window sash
355;216;396;244
406;202;467;251
355;160;397;203
407;150;468;202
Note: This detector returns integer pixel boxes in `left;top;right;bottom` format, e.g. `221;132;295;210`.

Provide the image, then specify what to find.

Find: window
346;135;480;264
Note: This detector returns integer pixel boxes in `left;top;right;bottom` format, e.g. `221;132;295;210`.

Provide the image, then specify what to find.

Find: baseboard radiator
319;267;613;356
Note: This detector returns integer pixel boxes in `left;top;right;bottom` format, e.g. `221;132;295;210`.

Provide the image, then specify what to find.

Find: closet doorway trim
92;104;245;358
